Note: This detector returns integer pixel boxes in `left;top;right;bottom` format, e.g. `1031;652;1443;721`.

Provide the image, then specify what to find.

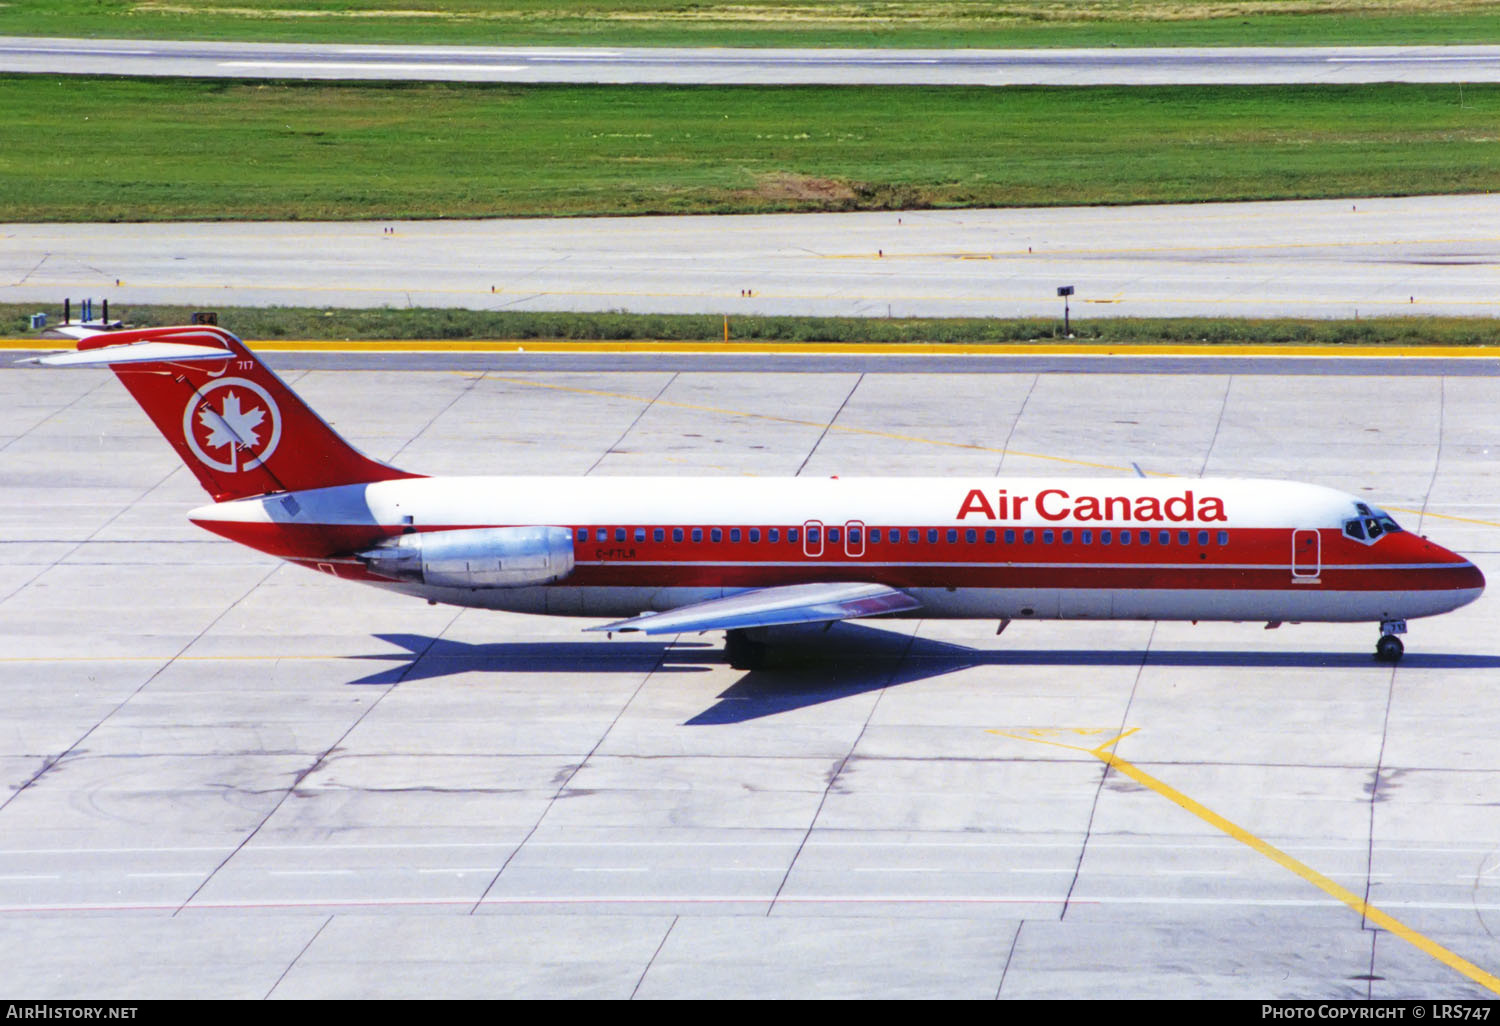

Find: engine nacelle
360;526;574;589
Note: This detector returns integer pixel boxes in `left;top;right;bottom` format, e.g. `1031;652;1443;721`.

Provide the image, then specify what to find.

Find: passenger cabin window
654;528;665;542
749;529;760;543
635;528;646;543
673;528;684;542
711;528;722;542
692;528;703;542
730;529;741;543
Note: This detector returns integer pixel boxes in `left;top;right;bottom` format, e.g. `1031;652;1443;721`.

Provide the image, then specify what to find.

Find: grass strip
8;303;1500;346
2;1;1497;49
2;78;1498;221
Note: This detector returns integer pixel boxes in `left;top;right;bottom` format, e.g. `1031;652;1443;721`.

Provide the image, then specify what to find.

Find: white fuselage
189;475;1485;627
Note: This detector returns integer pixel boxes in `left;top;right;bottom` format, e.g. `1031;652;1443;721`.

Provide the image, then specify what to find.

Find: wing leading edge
588;581;921;635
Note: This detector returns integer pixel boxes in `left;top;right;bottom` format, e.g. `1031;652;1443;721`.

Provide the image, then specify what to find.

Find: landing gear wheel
1375;634;1404;663
725;629;769;671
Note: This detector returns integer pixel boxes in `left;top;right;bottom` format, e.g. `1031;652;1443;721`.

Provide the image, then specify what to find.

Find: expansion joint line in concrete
1363;653;1400;944
1059;625;1155;922
991;373;1038;477
795;371;863;478
632;916;678;1000
264;913;334;1000
987;727;1500;996
768;625;918;917
381;365;488;468
174;605;466;916
0;373;124;605
0;543;282;821
584;370;679;477
1414;377;1448;538
469;639;667;914
1199;374;1233;479
995;920;1025;1000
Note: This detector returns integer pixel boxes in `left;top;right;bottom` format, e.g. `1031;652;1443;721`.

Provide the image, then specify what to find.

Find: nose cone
1460;559;1486;596
1433;540;1485;608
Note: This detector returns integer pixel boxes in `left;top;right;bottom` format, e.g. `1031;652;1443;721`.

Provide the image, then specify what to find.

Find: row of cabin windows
578;526;1231;547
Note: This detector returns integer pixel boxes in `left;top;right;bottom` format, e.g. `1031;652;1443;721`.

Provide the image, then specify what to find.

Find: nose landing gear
1375;620;1407;663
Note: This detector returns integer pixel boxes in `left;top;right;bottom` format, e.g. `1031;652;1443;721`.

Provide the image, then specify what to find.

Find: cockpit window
1343;510;1403;545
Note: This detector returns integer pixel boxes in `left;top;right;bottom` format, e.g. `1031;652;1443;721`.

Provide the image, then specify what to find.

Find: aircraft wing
588;581;920;635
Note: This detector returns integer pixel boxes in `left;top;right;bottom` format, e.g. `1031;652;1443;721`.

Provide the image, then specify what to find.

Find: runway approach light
1057;285;1074;336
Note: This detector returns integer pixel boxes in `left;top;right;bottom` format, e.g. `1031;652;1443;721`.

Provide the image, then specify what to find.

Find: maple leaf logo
199;391;265;453
181;378;282;474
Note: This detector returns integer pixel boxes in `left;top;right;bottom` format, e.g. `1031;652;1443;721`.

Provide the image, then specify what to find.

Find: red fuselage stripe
195;519;1476;593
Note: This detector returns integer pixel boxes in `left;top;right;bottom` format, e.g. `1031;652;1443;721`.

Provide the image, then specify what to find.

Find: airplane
27;323;1484;669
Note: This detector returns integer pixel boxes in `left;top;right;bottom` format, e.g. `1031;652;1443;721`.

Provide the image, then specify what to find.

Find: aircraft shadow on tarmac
351;627;1500;723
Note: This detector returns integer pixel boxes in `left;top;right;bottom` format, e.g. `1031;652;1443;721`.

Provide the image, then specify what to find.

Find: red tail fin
72;326;418;501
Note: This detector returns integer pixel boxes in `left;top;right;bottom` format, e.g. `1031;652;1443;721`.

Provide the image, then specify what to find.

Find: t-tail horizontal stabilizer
23;325;420;502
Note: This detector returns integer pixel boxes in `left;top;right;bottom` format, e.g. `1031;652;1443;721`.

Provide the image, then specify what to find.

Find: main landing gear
725;628;770;671
1375;620;1407;663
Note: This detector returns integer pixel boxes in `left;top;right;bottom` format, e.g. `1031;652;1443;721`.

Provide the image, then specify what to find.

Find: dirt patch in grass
744;173;858;206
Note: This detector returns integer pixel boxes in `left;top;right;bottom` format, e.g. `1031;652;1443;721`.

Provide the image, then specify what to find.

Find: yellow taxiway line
5;338;1500;359
990;727;1500;995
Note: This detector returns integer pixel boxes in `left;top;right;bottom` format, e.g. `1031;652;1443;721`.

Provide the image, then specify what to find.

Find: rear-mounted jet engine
360;526;574;589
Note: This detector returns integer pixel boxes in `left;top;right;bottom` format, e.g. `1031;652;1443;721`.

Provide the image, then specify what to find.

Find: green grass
1;0;1497;48
8;303;1500;346
2;77;1497;221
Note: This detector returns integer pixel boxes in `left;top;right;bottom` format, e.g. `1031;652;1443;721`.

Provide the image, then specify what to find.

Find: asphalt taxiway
6;37;1500;85
6;194;1499;319
2;351;1498;997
